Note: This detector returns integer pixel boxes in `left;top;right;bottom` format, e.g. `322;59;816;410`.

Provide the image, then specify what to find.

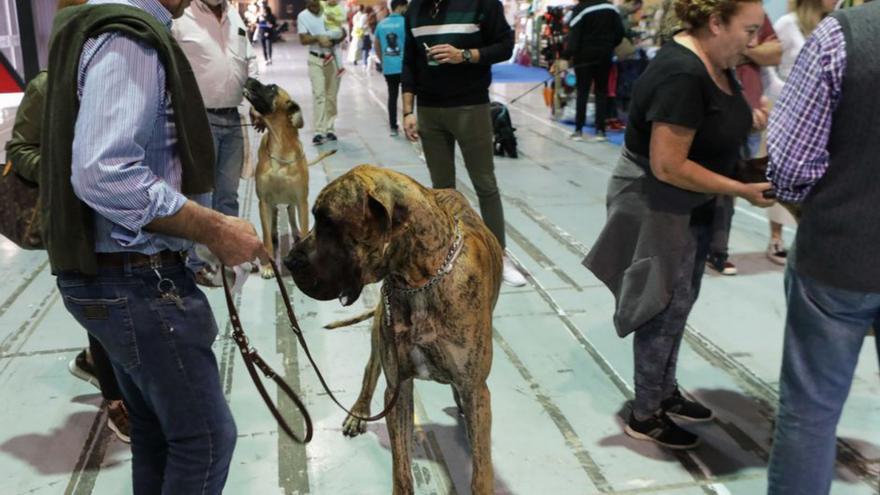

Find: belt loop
123;253;133;276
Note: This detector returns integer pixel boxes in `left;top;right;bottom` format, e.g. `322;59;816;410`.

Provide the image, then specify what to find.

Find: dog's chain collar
382;219;463;328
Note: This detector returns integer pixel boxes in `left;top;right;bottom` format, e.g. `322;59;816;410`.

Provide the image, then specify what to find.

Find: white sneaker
589;132;608;143
502;256;527;287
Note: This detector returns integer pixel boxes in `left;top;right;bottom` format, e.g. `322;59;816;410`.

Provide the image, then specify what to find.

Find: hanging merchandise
539;5;567;68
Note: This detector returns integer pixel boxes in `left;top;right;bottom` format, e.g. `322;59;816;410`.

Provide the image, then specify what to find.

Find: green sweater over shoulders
40;3;214;275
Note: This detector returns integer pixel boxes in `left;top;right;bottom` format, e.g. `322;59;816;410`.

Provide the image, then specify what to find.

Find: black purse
735;156;777;200
0;160;43;249
734;155;768;184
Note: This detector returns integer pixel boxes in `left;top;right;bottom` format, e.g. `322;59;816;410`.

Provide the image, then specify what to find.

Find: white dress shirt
172;0;258;109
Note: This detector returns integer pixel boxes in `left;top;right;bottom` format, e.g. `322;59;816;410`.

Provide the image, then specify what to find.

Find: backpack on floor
490;102;518;159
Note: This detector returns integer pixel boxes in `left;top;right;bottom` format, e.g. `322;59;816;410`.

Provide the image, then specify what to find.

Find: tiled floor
1;42;878;495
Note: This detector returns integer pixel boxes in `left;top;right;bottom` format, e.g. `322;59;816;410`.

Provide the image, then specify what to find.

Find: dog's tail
308;149;337;167
323;308;376;329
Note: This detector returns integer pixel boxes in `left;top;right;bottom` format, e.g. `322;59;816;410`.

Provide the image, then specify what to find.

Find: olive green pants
417;103;506;248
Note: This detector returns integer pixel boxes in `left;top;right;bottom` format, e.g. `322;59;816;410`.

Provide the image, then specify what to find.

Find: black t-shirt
625;41;752;178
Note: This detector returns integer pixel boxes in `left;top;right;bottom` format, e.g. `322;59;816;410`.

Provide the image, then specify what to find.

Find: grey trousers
418;103;506;249
632;221;712;418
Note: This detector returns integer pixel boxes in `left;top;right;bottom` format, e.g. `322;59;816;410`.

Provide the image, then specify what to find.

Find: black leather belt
206;107;238;115
309;51;326;58
95;250;184;268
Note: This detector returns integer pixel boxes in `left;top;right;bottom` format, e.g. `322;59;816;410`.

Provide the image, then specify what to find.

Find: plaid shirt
767;17;846;203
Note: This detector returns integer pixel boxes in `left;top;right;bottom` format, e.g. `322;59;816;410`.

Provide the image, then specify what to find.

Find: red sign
0;54;24;93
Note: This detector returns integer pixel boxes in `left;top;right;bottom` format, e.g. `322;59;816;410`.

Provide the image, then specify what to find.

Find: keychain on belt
151;257;185;311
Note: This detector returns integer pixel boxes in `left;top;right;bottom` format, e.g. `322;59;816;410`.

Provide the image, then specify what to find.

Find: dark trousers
385;74;401;130
88;334;122;401
418;103;506;248
709;195;734;258
59;259;236;494
632;222;712;418
574;59;612;133
362;34;372;65
260;31;273;60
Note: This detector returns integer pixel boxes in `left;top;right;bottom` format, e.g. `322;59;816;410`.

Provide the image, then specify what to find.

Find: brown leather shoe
107;400;131;443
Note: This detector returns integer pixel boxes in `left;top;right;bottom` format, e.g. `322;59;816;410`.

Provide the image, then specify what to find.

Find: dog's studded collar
382;219;464;328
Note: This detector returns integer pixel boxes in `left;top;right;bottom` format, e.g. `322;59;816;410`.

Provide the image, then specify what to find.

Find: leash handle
221;264;314;443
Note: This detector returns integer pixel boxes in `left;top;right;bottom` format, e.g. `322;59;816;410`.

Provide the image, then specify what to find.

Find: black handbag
0;160;43;249
734;156;768;184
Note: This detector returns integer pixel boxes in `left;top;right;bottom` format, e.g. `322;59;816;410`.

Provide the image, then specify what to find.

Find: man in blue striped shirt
54;0;266;492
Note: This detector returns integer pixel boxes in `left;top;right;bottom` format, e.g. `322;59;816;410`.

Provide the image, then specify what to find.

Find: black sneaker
661;389;714;422
312;134;325;145
68;349;100;391
325;132;338;141
624;412;701;450
706;252;737;275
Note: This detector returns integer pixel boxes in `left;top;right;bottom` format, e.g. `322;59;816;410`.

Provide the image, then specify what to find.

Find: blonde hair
794;0;827;36
674;0;762;29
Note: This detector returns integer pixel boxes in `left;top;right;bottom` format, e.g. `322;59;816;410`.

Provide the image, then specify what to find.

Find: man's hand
429;44;465;64
403;113;419;142
206;216;269;267
147;201;268;266
317;35;333;48
250;108;266;133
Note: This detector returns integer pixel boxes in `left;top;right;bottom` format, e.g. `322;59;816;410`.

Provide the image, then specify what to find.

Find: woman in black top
584;0;774;449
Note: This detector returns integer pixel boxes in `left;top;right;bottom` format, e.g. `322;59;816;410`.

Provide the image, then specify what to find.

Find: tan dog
285;165;503;494
244;78;334;278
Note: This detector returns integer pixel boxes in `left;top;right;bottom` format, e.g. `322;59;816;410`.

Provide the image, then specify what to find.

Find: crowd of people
2;0;877;493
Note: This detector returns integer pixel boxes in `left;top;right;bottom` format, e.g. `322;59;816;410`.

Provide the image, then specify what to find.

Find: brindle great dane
285;165;503;495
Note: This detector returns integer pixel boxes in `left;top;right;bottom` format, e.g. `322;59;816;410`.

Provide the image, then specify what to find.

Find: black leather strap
220;260;401;443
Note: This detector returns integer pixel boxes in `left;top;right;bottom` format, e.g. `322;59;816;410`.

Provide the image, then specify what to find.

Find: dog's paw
260;264;276;279
342;409;370;437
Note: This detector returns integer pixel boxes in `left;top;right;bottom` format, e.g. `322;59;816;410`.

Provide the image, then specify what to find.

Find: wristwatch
461;49;472;63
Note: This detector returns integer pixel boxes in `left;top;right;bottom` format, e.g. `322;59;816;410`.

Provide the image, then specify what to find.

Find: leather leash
221;259;401;443
221;261;313;443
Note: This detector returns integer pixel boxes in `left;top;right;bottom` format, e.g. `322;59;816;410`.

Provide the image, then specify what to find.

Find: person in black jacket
559;0;624;142
401;0;527;287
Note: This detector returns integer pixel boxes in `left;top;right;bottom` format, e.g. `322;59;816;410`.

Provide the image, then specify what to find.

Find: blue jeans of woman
57;257;236;494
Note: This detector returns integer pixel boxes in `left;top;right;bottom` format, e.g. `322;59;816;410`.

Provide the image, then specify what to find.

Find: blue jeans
208;111;244;218
188;111;244;272
58;257;236;494
767;261;880;495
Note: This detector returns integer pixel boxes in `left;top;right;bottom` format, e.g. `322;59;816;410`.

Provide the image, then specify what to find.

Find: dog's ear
364;189;408;240
287;101;304;129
